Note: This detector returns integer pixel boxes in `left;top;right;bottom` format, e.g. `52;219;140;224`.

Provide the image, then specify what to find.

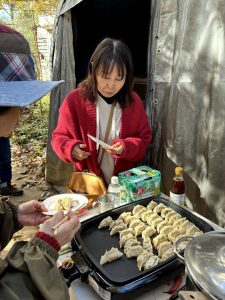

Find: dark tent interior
71;0;150;100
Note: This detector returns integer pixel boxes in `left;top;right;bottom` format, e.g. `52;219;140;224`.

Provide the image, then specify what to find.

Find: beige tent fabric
150;0;225;226
46;2;79;189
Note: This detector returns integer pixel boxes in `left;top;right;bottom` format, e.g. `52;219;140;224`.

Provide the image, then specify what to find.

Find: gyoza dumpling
177;241;189;252
124;238;141;252
98;216;113;229
109;218;124;229
143;255;159;270
141;226;156;241
179;220;194;233
147;201;158;210
165;211;177;223
129;218;142;228
100;247;123;265
153;203;166;214
151;217;164;229
146;213;160;225
119;233;135;248
168;229;182;243
134;223;147;237
161;248;174;261
185;225;202;235
161;207;173;219
173;217;187;228
192;230;203;237
168;213;182;225
157;241;173;257
133;204;145;215
62;197;73;210
125;245;143;258
137;250;154;271
160;225;173;237
54;199;64;211
156;220;168;233
119;211;132;220
174;233;189;244
142;238;153;253
110;223;127;235
124;214;133;224
136;208;148;219
119;228;135;239
153;233;167;248
141;210;153;222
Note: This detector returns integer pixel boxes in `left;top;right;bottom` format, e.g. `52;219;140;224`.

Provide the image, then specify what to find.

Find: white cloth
96;95;121;184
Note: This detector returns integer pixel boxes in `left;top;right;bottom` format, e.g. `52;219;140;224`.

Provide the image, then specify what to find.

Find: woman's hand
17;200;50;226
40;211;81;246
72;144;91;160
107;141;123;155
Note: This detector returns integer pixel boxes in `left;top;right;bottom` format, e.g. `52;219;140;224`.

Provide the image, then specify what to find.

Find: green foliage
0;1;59;156
12;95;50;157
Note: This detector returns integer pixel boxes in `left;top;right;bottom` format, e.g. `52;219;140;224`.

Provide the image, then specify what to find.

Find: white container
108;176;121;207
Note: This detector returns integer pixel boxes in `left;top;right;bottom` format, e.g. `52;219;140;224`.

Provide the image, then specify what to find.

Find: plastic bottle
170;167;185;206
108;176;121;207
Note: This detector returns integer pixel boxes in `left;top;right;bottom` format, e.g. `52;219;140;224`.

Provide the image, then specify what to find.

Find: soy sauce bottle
170;167;185;206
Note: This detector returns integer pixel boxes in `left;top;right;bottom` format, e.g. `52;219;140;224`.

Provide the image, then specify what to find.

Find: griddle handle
71;251;92;282
60;264;81;287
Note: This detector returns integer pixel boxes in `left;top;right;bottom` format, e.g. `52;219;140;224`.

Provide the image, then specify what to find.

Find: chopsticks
51;204;86;234
52;211;75;234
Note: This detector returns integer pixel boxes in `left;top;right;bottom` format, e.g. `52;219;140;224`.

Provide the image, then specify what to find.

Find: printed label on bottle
170;191;185;206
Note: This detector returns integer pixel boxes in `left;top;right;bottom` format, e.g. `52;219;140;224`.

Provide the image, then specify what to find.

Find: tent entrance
71;0;150;101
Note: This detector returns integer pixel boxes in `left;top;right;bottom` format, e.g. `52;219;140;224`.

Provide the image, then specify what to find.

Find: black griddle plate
75;197;213;286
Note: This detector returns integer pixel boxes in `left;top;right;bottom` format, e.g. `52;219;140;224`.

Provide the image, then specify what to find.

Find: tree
0;0;60;79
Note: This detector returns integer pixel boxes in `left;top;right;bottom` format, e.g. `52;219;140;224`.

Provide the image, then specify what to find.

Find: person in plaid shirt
0;22;36;196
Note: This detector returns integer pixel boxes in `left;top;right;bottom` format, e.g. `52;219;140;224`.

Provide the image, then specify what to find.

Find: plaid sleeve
0;52;36;81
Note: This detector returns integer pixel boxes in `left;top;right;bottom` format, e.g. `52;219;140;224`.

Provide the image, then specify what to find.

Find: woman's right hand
72;144;91;160
40;211;81;247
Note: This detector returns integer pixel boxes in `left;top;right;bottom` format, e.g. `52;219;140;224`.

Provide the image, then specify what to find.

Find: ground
1;144;58;258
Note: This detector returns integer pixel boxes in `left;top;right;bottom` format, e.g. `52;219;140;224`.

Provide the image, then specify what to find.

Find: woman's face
96;65;126;98
0;107;20;137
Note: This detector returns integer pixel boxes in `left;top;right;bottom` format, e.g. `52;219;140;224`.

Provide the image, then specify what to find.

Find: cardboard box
118;166;161;202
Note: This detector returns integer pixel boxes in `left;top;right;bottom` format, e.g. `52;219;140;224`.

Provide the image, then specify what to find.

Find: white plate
42;194;88;215
87;134;112;150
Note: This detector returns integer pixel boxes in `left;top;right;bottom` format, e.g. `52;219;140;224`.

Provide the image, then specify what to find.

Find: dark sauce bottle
170;167;185;206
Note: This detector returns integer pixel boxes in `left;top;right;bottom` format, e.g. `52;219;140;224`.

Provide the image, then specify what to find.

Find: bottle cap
175;167;184;175
111;176;119;184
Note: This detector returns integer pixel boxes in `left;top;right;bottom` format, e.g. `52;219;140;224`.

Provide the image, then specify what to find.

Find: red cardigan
51;88;152;182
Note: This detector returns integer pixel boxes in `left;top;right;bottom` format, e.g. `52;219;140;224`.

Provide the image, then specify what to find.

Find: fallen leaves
12;143;57;201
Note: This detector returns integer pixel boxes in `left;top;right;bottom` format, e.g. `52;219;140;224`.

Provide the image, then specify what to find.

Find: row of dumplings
98;201;203;271
129;201;203;245
99;214;166;270
99;216;159;270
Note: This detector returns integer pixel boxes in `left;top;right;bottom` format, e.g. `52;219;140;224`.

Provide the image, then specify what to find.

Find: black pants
0;137;12;187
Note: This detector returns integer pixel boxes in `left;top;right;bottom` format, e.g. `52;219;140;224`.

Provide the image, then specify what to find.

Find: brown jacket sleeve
0;238;70;300
0;200;23;251
0;199;69;300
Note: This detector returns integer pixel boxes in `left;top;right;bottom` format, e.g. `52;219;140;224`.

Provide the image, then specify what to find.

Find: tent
46;0;225;227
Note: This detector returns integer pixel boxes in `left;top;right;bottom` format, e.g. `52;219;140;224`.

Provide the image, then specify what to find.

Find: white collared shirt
96;94;121;184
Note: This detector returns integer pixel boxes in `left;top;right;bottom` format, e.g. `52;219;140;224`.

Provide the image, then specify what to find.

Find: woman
52;38;152;185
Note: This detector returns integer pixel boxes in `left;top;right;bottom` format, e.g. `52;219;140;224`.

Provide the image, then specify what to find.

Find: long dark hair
79;38;134;107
